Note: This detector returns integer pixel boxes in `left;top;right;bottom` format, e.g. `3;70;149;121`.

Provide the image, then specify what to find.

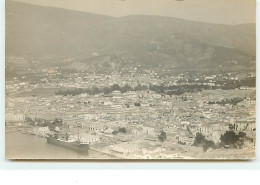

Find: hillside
6;0;114;58
6;0;256;73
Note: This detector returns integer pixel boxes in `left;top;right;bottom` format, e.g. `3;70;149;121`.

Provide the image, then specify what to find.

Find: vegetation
112;130;119;135
208;97;244;106
193;133;215;151
118;127;127;133
25;117;62;131
134;102;141;107
178;141;186;145
220;131;248;149
55;83;209;96
158;131;167;142
221;77;256;90
55;76;256;97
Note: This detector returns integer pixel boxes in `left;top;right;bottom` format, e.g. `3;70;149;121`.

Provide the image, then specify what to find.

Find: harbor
5;131;113;159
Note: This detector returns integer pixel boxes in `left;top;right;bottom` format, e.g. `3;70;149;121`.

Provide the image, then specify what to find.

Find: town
5;60;256;159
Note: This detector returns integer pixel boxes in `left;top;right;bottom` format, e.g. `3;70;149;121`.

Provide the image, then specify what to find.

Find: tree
193;133;206;146
238;132;246;138
53;118;62;126
237;132;247;148
220;131;239;147
220;131;248;148
112;130;118;135
236;139;245;149
25;117;34;125
103;87;112;94
134;84;148;91
193;132;215;151
134;102;141;106
92;86;100;94
158;131;167;142
203;140;215;151
111;84;121;91
121;84;133;93
119;127;127;133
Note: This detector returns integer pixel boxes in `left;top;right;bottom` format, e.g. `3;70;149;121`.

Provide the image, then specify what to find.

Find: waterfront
6;131;114;159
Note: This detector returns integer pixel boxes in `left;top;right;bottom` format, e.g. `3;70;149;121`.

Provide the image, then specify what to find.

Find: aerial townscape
6;60;256;159
5;0;256;160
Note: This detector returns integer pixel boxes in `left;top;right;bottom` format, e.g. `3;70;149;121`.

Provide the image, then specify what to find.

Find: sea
5;131;113;159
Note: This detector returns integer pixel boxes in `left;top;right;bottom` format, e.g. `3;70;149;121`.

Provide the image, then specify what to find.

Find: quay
89;147;124;159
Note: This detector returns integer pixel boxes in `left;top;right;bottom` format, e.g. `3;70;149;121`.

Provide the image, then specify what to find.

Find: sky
12;0;256;24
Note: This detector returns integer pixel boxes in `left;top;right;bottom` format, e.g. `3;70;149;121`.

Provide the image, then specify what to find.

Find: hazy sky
12;0;256;24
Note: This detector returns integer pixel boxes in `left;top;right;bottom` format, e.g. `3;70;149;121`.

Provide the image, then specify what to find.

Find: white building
6;113;25;123
233;120;255;131
69;133;100;144
110;143;138;155
38;126;50;135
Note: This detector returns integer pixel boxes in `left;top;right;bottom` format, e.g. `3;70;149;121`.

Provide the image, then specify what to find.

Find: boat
46;131;89;154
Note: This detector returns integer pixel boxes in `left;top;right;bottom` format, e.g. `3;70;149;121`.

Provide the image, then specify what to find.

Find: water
5;131;112;159
6;132;255;160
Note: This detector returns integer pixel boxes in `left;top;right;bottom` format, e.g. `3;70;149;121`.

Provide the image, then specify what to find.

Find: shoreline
5;129;256;160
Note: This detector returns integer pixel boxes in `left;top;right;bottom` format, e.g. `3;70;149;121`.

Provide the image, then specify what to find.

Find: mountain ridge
6;0;256;73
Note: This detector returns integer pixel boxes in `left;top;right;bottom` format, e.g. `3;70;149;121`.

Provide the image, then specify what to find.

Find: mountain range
6;0;256;73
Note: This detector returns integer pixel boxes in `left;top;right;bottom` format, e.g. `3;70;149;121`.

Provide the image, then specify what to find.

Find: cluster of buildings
5;66;256;159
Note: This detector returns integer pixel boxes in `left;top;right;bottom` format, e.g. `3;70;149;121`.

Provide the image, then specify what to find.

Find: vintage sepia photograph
5;0;256;160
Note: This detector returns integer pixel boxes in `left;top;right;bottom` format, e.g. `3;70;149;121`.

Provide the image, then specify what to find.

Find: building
233;120;255;131
132;127;143;137
38;126;51;135
62;116;85;129
80;133;100;144
6;113;25;123
110;143;138;155
104;128;115;137
68;133;100;144
88;122;106;133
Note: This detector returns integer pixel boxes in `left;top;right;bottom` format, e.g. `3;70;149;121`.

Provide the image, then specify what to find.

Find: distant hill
6;0;256;73
6;0;114;58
